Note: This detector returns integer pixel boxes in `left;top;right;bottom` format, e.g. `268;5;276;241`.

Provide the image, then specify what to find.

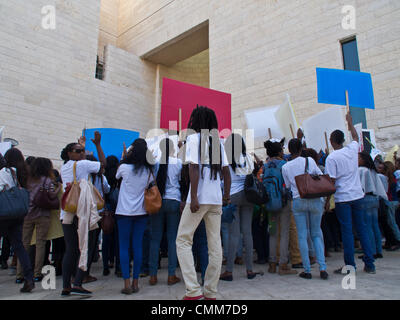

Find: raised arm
91;131;107;168
346;112;359;143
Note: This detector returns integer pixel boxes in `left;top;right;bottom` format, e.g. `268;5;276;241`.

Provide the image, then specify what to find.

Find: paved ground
1;250;400;300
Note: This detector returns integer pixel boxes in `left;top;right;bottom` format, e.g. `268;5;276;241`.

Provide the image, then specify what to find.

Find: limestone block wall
117;0;400;152
0;0;156;167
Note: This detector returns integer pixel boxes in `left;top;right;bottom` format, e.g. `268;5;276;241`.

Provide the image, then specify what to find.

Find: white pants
176;204;222;299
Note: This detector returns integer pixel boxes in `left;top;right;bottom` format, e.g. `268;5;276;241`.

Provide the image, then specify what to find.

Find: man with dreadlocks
176;105;231;300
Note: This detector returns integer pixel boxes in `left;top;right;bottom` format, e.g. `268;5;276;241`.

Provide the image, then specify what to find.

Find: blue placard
316;68;375;109
83;128;140;160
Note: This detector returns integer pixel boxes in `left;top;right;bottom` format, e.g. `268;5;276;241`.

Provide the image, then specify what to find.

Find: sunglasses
73;149;84;154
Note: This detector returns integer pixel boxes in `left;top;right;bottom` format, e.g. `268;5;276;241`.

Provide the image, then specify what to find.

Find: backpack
262;160;286;212
244;174;269;205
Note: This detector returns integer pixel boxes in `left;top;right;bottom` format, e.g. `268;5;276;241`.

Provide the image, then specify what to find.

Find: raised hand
78;136;86;148
91;131;101;146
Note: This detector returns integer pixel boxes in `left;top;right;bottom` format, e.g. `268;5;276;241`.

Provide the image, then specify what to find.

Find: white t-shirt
229;166;246;196
0;167;17;191
60;160;101;220
282;157;323;199
325;141;364;203
163;157;182;202
185;133;229;205
115;163;159;216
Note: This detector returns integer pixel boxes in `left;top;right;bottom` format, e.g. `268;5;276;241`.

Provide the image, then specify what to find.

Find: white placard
302;106;349;153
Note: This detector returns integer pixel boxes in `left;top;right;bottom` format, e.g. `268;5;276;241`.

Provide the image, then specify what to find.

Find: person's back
325;141;364;203
116;164;153;216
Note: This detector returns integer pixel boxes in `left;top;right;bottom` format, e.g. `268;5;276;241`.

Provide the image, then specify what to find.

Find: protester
60;132;106;296
16;157;61;283
395;159;400;200
282;139;328;280
262;139;297;275
176;106;231;300
220;133;258;281
102;155;121;276
148;138;182;286
115;138;158;294
358;151;388;259
325;113;376;274
0;148;34;292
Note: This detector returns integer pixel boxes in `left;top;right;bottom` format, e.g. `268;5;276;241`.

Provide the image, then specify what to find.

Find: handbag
295;157;336;199
90;177;105;211
0;169;30;221
33;178;60;210
244;174;269;205
61;162;80;214
144;169;162;215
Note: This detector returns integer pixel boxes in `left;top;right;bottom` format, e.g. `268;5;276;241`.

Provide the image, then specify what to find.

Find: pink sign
160;78;232;138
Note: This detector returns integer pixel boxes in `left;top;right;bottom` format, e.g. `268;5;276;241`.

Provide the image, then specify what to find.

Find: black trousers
62;218;86;289
1;236;11;263
0;219;33;282
252;214;269;262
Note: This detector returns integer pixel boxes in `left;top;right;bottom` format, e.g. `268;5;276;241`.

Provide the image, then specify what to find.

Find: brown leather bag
62;162;80;214
295;157;336;199
144;169;162;215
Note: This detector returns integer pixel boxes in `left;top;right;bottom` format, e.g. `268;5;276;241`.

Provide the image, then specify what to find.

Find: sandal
121;287;133;295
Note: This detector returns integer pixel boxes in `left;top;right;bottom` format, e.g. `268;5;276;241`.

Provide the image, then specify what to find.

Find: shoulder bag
144;169;162;215
33;177;60;210
295;157;336;199
0;169;30;220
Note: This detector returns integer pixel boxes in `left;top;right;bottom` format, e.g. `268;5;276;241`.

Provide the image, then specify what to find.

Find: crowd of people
0;106;399;299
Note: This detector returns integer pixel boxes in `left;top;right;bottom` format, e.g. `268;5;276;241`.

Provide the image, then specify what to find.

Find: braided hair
187;105;221;180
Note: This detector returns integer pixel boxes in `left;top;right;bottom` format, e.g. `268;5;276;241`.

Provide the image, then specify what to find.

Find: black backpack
244;174;269;205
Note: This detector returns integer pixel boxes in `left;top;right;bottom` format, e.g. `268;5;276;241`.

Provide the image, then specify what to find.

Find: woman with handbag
148;138;182;286
220;133;259;281
16;157;61;283
115;138;158;294
282;138;328;280
0;148;34;293
59;132;106;296
83;155;111;284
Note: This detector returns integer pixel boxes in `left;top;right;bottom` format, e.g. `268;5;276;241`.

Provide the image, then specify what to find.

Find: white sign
302;106;349;153
244;94;298;146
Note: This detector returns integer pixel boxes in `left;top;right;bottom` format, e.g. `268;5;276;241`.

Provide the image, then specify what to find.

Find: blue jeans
335;198;375;270
117;214;148;280
292;198;326;273
193;220;208;281
383;200;400;242
149;199;180;276
221;222;243;259
361;195;382;255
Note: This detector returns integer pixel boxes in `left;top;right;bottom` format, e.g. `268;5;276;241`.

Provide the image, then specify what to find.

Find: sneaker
71;287;92;295
33;275;44;282
364;266;376;274
299;272;312;279
20;281;35;293
82;275;97;284
374;253;383;259
182;295;204;300
334;267;350;275
320;271;329;280
121;288;133;295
